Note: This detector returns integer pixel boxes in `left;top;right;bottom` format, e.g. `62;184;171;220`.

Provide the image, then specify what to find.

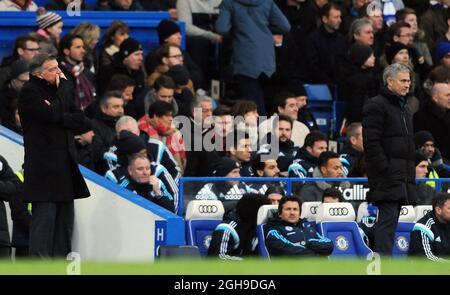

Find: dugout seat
256;205;278;259
185;200;225;256
414;205;432;221
316;202;373;257
300;201;321;227
393;205;416;256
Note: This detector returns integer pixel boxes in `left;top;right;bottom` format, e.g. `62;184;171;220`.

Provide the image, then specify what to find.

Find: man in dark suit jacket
18;53;90;258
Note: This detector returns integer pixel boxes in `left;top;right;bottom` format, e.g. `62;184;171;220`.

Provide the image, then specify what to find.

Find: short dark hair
322;187;343;203
276;114;293;129
235;193;270;224
14;35;38;53
251;150;277;177
231;100;258;117
265;185;285;198
395;8;416;22
148;100;174;118
388;21;411;42
432;192;450;212
274;91;295;111
304;130;328;148
100;90;123;108
318;151;340;169
320;3;341;19
213;105;232;116
154;74;176;91
59;34;84;56
155;43;179;64
278;196;302;216
226;128;249;150
106;74;136;92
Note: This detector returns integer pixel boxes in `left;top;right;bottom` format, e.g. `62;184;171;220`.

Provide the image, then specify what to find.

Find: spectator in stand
264;185;285;205
58;34;96;111
103;74;137;118
349;18;374;47
288;131;328;178
0;0;37;10
414;82;450;161
138;100;186;171
231;100;259;149
419;0;449;55
74;118;96;170
0;35;39;89
434;42;450;69
97;0;143;10
415;150;435;206
259;91;310;148
340;122;364;177
249;148;281;194
321;187;343;203
216;0;290;115
71;23;101;74
91;91;124;174
414;130;450;180
208;193;270;260
32;8;63;56
99;21;129;68
409;192;450;261
138;0;176;19
225;129;252;176
396;8;433;68
265;196;333;257
305;3;347;84
45;0;91;11
146;19;204;89
363;3;387;59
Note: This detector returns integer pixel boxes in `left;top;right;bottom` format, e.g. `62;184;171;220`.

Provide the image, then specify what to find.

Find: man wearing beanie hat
98;37;146;108
287;83;319;131
435;42;450;68
414;130;450;179
385;42;412;64
0;0;37;11
196;157;256;211
350;43;374;68
34;8;62;56
157;19;181;46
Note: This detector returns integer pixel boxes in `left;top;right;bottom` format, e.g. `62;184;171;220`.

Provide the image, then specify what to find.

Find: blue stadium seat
316;202;373;257
300;201;321;228
393;206;416;256
303;84;336;135
185;200;224;256
256;205;278;259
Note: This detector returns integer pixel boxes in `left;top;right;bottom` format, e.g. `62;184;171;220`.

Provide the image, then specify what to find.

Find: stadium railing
0;11;185;61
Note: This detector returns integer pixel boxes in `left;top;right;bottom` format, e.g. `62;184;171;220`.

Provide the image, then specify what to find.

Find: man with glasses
18;53;90;258
0;35;40;89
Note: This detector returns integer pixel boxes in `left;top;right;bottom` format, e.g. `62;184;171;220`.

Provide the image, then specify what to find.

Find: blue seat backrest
186;219;221;256
304;84;333;101
393;222;414;256
318;221;373;257
256;224;270;259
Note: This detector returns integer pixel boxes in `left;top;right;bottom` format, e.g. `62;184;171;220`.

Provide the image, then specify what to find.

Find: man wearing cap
98;38;147;114
18;53;90;258
146;19;204;89
414;82;450;161
195;157;255;212
165;64;195;116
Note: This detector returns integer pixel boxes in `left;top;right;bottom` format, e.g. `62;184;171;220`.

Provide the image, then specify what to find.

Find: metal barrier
178;176;450;216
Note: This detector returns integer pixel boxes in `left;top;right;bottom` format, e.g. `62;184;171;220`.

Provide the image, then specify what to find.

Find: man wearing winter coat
18;53;90;258
265;196;333;256
362;63;417;256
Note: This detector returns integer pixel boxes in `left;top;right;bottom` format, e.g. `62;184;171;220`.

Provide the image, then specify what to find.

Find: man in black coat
0;155;22;258
18;53;90;258
362;63;417;256
413;83;450;161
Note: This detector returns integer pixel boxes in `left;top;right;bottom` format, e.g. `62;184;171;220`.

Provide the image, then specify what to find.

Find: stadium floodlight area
0;125;184;262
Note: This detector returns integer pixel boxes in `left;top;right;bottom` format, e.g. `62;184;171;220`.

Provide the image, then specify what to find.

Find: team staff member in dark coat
409;192;450;262
18;53;90;258
362;63;417;256
265;196;333;257
0;155;23;258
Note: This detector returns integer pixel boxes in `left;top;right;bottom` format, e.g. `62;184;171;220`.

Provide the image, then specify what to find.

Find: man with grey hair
340;122;364;176
18;53;90;258
362;63;416;255
414;82;450;161
350;18;374;46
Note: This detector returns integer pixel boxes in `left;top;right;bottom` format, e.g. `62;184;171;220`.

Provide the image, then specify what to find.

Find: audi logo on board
328;207;349;216
400;207;409;216
198;205;218;214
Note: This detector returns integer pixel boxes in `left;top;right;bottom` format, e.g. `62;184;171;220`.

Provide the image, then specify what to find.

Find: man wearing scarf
59;34;95;110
